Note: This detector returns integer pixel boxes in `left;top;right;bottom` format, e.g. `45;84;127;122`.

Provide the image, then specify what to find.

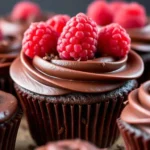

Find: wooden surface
15;116;125;150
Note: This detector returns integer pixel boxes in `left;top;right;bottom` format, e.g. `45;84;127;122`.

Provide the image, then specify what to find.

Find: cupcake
0;90;22;150
117;81;150;149
113;2;149;84
36;139;102;150
10;14;143;148
0;1;51;93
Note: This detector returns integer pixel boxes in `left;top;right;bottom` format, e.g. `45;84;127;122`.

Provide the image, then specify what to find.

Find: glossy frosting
36;139;101;150
0;90;18;123
10;50;144;96
121;81;150;134
127;24;150;52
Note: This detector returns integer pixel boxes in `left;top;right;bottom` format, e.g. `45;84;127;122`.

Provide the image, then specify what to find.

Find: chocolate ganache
127;24;150;52
10;50;144;96
0;91;17;123
121;81;150;134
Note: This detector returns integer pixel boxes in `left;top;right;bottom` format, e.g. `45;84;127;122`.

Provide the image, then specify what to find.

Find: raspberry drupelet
22;22;58;59
98;23;131;58
57;13;98;61
47;14;70;35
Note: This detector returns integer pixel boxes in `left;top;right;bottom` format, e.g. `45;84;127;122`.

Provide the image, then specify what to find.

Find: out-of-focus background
0;0;149;16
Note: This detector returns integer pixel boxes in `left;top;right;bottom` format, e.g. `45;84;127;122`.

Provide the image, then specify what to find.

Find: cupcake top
10;13;144;96
0;90;18;123
121;81;150;134
36;139;101;150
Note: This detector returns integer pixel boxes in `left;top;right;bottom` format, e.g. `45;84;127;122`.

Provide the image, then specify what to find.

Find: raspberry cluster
22;13;131;60
86;1;147;28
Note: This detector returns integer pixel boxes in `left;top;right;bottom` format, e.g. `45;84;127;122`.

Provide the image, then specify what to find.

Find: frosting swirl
127;24;150;52
36;139;101;150
10;49;143;96
0;90;18;123
121;81;150;134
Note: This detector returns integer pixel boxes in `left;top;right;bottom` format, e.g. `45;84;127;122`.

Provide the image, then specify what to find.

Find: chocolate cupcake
0;24;22;93
10;15;144;148
36;139;102;150
0;90;22;150
127;25;150;84
0;1;52;93
117;81;150;150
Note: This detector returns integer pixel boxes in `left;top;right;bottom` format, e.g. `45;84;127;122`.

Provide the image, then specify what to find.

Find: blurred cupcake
0;1;52;93
10;14;143;148
36;139;102;150
117;81;150;149
0;90;22;150
114;2;150;84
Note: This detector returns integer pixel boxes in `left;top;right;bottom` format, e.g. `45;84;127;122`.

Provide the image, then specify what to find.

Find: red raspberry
114;2;147;29
22;22;58;59
109;1;128;16
98;23;131;58
47;14;70;35
57;13;98;61
11;1;41;21
87;1;113;26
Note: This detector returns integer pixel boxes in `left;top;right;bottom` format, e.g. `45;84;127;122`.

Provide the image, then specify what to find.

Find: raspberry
22;22;58;59
57;13;98;61
47;14;70;35
11;1;41;21
109;1;128;16
87;1;113;26
98;23;131;58
114;2;147;29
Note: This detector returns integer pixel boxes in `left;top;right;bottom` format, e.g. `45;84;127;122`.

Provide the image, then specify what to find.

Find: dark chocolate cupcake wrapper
117;119;150;150
15;80;137;148
0;109;22;150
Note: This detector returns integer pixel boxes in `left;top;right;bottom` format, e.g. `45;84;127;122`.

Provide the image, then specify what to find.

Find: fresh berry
57;13;98;61
11;1;41;21
22;22;58;59
98;23;131;58
87;1;113;26
114;2;147;29
47;14;70;35
109;1;128;16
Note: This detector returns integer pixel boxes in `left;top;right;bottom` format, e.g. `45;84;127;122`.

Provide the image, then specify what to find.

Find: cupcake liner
117;119;150;150
15;80;137;148
0;109;22;150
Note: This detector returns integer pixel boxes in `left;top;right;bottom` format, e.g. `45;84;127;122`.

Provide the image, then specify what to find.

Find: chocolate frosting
10;50;143;96
127;24;150;52
121;81;150;134
36;139;102;150
0;90;18;123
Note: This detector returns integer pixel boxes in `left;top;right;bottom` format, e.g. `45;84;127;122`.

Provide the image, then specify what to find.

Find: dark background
0;0;150;16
